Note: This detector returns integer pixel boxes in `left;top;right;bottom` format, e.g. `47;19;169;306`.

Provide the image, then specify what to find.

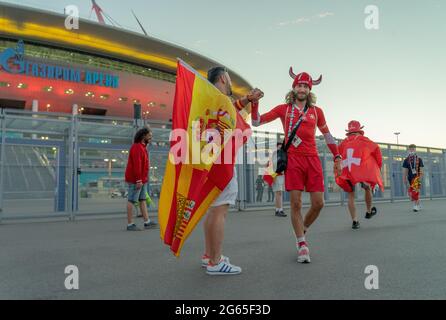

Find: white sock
296;236;306;246
276;208;280;212
144;220;151;225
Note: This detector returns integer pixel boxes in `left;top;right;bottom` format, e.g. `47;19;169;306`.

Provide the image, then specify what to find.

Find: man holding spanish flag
403;144;424;212
159;60;263;276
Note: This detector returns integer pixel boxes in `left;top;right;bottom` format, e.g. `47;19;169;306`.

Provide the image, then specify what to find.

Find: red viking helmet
289;67;322;90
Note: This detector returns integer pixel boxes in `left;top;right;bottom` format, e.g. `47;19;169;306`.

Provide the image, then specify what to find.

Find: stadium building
0;2;252;119
0;2;261;218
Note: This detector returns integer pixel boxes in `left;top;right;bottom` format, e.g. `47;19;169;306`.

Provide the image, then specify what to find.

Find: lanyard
409;154;419;175
287;104;305;139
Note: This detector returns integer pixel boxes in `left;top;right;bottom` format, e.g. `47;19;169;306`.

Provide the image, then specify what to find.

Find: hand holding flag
158;60;251;257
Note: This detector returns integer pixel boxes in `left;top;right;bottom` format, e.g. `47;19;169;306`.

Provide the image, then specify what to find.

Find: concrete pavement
1;199;446;300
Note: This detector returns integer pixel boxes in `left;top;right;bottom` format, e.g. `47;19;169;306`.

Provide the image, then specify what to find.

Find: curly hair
285;90;317;107
133;127;151;143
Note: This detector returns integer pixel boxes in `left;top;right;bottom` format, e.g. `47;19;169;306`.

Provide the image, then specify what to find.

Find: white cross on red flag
336;136;384;193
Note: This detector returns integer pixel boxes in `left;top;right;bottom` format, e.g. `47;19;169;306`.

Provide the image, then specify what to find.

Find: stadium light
394;132;401;145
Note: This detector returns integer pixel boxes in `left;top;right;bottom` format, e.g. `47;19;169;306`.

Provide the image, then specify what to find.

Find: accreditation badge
292;136;302;148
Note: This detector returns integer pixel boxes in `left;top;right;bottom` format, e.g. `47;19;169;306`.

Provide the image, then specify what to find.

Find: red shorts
285;155;324;192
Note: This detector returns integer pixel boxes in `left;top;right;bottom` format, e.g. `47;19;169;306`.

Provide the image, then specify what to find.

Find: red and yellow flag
262;161;278;187
159;60;251;257
409;177;421;201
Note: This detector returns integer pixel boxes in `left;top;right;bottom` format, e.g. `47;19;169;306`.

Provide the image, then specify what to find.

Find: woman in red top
252;68;342;264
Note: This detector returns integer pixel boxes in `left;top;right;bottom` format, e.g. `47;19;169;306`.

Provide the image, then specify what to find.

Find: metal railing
1;108;445;222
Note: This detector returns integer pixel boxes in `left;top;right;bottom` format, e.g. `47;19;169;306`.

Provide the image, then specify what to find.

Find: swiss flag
335;135;384;193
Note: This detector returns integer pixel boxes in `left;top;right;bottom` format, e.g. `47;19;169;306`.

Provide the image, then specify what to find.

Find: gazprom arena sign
0;40;119;88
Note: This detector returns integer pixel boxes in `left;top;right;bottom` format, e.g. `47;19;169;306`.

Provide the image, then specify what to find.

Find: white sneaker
201;254;229;268
297;245;311;264
413;204;419;212
206;258;242;276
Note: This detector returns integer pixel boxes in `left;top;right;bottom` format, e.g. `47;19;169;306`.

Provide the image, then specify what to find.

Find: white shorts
272;175;285;192
211;168;238;207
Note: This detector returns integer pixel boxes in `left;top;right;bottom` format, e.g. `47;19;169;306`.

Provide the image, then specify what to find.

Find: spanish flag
159;60;251;257
262;161;278;187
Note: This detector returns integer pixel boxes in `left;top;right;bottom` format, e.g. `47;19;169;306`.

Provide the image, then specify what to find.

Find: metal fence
1;109;445;222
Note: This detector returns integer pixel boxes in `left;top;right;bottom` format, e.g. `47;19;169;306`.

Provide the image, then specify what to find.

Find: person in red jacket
337;121;383;229
125;127;157;231
252;68;342;264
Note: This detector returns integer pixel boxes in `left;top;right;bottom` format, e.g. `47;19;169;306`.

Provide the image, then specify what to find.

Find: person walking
125;127;157;231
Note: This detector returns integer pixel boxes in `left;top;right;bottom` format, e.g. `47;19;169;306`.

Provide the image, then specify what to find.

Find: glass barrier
0;110;445;219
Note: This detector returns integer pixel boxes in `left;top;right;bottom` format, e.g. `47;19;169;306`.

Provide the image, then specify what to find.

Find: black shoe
275;210;287;217
144;221;158;229
352;221;360;229
365;207;377;219
127;224;142;231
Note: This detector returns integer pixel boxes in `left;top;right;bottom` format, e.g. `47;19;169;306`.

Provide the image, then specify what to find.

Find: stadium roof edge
0;1;253;97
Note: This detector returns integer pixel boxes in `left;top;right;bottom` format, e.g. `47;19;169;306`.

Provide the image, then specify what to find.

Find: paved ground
2;198;144;217
1;199;446;300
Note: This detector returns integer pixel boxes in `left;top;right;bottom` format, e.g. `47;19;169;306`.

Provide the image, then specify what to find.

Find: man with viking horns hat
252;68;342;263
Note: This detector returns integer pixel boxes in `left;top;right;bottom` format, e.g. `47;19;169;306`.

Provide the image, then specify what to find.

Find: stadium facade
0;2;252;119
